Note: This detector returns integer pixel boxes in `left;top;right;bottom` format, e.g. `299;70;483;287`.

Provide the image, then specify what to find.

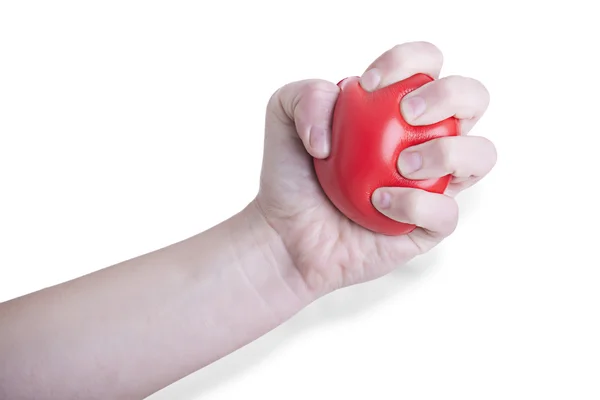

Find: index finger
359;41;444;92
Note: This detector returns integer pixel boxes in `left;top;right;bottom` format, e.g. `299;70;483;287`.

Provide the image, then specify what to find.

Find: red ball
313;73;459;235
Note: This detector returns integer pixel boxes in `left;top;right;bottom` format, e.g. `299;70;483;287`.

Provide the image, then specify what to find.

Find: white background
1;1;599;399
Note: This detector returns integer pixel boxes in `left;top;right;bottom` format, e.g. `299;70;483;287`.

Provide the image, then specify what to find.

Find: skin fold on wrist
232;201;315;314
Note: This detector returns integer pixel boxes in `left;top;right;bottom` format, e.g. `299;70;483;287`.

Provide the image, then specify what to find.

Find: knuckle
430;75;457;101
301;79;338;104
435;76;490;117
478;136;498;171
467;77;490;105
266;85;290;125
398;41;442;56
267;82;298;114
489;141;498;167
441;198;460;235
390;41;443;65
306;79;336;93
467;76;487;90
445;75;490;104
415;41;444;62
266;80;337;124
267;86;284;110
438;74;464;92
437;138;458;174
403;189;428;221
442;74;465;84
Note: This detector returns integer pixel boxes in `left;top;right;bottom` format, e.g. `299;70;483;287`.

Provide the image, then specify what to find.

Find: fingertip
359;68;382;92
397;150;423;177
438;195;460;235
400;94;427;125
308;125;331;158
371;188;391;210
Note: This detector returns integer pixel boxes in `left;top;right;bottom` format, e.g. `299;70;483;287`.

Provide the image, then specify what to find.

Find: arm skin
0;203;312;399
0;41;495;399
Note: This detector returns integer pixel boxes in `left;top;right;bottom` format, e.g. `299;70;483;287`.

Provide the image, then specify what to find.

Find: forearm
0;203;311;399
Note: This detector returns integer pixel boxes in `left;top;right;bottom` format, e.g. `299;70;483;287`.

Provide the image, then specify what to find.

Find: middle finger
400;75;490;134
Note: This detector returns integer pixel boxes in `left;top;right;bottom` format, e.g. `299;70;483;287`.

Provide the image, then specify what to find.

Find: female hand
254;41;497;298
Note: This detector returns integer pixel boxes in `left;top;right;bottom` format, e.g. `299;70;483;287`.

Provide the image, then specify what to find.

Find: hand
253;42;497;298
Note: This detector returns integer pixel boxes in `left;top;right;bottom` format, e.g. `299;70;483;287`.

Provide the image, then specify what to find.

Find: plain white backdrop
1;1;599;399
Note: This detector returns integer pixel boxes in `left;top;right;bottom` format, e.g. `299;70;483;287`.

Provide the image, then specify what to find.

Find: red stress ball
313;73;459;236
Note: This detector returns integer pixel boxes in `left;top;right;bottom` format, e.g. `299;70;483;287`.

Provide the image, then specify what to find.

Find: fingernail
309;126;330;155
373;190;391;209
360;68;381;92
401;95;426;121
398;151;422;175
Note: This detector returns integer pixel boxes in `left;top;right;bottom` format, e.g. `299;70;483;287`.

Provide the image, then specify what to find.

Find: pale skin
0;42;497;399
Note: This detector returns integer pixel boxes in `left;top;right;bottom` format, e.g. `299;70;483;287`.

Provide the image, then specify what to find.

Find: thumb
265;79;339;159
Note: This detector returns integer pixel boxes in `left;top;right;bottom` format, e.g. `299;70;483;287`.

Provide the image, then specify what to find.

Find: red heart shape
313;73;459;235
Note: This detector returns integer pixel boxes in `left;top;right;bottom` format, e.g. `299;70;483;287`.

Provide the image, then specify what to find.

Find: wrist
221;201;315;321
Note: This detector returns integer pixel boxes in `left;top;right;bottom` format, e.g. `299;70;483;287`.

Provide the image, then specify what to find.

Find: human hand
253;42;497;299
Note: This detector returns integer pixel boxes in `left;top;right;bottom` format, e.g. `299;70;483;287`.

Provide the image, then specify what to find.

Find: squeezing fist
254;41;497;298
